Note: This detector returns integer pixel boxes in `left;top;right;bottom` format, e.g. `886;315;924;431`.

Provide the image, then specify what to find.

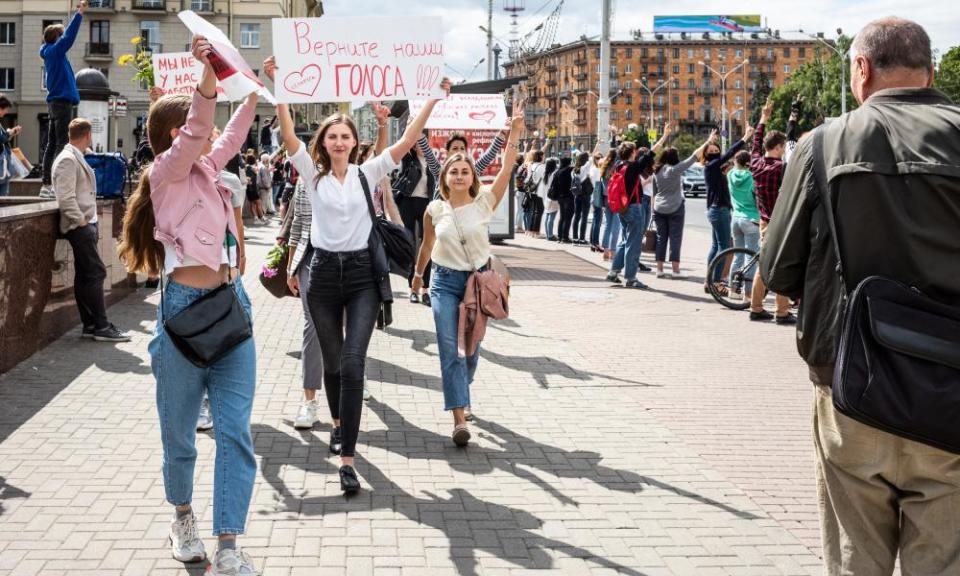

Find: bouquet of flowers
117;37;155;89
259;243;293;298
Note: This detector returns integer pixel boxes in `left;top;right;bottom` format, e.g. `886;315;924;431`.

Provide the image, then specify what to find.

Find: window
687;109;694;120
41;67;47;91
89;20;110;53
641;47;648;58
767;63;774;73
799;47;806;58
610;64;617;75
687;63;694;74
672;79;678;89
735;95;742;105
610;47;616;57
672;47;680;58
595;48;600;58
625;109;632;120
704;96;711;105
687;78;695;89
0;23;14;45
735;79;742;89
240;23;260;48
190;0;213;11
657;47;664;59
767;48;774;58
596;64;600;73
783;47;791;57
736;48;743;58
719;48;727;60
625;64;632;74
687;48;694;58
720;64;727;74
657;95;664;106
139;20;160;52
672;64;679;74
625;48;632;58
0;68;13;90
624;80;632;90
673;110;679;120
687;94;694;105
610;111;618;120
784;64;791;73
672;94;679;104
625;94;632;105
703;48;711;59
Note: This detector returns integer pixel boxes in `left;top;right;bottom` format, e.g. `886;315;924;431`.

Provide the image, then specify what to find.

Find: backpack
569;171;582;197
574;169;593;197
547;173;560;200
607;164;639;214
391;152;423;197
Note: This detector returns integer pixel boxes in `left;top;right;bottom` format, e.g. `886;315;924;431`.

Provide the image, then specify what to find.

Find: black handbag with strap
812;125;960;455
162;269;253;368
358;171;416;279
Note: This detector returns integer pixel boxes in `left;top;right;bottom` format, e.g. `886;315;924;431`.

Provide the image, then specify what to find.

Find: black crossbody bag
813;126;960;455
161;256;252;369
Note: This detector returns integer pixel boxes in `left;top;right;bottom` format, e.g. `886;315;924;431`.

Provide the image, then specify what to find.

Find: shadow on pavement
0;476;30;517
250;422;648;576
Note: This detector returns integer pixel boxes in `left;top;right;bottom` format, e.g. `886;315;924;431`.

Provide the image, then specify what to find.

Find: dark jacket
704;140;744;208
550;166;574;201
39;11;82;104
621;151;656;205
760;88;960;385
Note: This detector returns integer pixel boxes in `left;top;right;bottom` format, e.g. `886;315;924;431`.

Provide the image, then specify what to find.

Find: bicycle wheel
707;247;756;310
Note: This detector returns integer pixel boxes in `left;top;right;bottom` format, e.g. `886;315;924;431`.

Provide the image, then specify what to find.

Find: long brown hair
599;148;618;178
438;153;480;200
117;95;191;276
308;113;359;181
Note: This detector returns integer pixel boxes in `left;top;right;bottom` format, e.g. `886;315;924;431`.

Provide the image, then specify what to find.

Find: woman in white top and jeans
411;101;523;446
266;56;444;493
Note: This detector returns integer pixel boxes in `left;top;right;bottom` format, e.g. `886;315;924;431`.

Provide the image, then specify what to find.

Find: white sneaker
293;400;318;430
38;185;56;199
196;397;214;431
211;547;260;576
363;375;371;401
169;511;206;563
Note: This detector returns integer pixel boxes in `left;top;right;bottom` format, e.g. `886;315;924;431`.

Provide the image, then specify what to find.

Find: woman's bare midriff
169;264;236;289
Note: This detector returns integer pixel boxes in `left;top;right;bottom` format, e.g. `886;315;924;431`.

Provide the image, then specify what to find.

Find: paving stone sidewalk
0;217;822;575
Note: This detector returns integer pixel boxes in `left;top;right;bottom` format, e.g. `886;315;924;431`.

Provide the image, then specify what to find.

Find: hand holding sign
264;56;277;82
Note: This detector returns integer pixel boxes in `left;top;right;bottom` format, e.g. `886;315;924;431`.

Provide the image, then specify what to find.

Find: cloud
322;1;958;80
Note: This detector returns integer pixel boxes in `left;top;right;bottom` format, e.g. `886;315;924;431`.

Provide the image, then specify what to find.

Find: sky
319;0;957;83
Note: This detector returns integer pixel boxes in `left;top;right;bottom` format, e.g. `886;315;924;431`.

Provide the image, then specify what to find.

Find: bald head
850;17;934;104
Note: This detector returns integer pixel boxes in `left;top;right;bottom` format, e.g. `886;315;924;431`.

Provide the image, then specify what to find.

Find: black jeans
530;196;545;233
307;248;381;458
43;100;74;186
572;195;591;240
558;197;575;242
654;204;686;263
65;223;109;330
399;195;432;288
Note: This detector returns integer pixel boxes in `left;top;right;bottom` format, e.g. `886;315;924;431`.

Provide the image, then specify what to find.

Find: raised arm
53;4;85;56
475;132;505;174
372;103;391;156
387;79;450;165
208;92;258;171
151;37;217;182
417;136;441;178
753;98;772;160
263;56;302;158
683;130;718;168
650;122;674;153
488;100;525;208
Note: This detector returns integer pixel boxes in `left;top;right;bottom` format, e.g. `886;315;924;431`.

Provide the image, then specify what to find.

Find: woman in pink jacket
118;36;261;576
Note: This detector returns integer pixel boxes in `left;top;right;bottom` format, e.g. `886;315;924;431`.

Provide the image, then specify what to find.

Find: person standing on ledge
53;118;130;343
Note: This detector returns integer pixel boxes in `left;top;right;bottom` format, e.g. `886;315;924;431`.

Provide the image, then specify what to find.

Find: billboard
653;15;763;34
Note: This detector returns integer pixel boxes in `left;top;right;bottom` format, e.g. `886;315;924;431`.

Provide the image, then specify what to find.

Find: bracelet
413;272;423;279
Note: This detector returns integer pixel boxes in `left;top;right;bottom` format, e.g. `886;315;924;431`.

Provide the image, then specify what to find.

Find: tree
671;132;701;159
749;72;772;126
935;46;960;103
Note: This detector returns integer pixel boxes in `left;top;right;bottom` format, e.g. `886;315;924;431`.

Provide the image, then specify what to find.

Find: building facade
504;36;824;151
0;0;285;164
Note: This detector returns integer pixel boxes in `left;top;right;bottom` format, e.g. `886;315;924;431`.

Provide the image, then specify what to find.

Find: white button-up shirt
289;142;400;252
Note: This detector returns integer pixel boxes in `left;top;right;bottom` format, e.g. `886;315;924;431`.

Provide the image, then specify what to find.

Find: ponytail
118;168;164;277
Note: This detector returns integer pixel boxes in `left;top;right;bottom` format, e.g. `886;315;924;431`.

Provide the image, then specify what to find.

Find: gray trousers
298;250;323;391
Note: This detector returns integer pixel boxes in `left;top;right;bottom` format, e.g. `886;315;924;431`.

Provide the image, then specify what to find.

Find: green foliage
765;36;857;132
749;72;773;126
671;132;701;159
934;46;960;103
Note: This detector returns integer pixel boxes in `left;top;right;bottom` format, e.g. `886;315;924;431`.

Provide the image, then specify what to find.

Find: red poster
426;129;503;183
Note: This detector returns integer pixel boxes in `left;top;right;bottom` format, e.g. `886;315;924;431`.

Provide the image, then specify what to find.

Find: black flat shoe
339;465;361;494
420;293;432;307
329;427;342;455
409;293;420;304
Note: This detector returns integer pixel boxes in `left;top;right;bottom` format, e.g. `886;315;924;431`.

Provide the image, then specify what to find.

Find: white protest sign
409;94;507;130
152;52;228;101
271;17;445;103
178;10;276;104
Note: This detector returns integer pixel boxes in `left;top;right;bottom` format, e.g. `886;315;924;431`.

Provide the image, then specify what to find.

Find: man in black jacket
760;17;960;575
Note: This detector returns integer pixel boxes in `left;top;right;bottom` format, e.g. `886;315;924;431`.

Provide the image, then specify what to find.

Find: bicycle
706;246;759;310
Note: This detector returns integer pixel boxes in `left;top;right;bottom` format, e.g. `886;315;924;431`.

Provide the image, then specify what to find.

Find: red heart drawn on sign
468;110;497;124
284;64;322;97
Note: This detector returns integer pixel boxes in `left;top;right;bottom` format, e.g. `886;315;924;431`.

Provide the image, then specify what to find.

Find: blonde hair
438;153;480;200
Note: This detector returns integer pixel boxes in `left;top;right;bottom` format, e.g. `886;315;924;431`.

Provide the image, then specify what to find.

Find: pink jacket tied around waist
150;91;256;271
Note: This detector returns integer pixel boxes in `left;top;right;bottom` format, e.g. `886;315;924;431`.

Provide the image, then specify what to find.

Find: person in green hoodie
726;150;759;298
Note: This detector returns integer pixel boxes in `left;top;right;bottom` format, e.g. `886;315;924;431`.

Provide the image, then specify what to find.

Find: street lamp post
698;59;749;150
808;28;850;115
636;76;673;134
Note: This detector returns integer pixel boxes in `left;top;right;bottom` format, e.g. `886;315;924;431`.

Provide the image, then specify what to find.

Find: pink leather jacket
151;91;255;271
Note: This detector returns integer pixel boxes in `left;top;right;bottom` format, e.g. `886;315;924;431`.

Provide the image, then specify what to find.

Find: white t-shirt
289;141;400;252
589;163;602;185
642;175;654;198
426;188;498;271
410;156;429;199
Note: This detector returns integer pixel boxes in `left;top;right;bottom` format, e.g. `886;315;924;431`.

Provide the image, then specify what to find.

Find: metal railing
132;0;165;9
85;43;112;58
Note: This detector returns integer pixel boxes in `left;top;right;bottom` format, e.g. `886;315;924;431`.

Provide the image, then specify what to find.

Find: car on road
682;163;706;198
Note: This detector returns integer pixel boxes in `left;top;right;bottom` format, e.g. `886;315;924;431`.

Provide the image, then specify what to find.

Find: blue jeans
0;181;9;196
272;182;284;206
731;216;760;288
610;202;644;281
431;265;481;410
544;210;557;238
149;278;257;535
706;206;733;282
601;204;621;250
590;202;604;246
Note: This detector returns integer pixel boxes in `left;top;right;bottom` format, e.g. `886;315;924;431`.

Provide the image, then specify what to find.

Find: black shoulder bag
813;125;960;455
162;264;252;369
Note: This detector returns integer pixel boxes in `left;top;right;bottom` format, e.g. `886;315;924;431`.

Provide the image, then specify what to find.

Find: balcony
84;43;113;60
545;63;558;72
574;85;589;94
574;56;587;66
140;42;163;54
755;54;778;63
696;87;718;96
575;118;588;127
545;78;558;87
574;72;588;81
132;0;165;10
86;0;116;11
189;0;214;12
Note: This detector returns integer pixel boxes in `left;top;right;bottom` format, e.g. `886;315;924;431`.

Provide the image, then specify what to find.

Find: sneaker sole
452;428;471;447
169;536;205;563
293;420;317;430
92;336;132;342
196;423;214;431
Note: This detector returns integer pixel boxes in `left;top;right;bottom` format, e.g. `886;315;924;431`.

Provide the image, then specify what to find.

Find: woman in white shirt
266;56;444;494
410;101;524;446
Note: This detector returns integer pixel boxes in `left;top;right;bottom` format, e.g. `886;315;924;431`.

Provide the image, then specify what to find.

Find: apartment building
0;0;284;163
504;36;824;150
